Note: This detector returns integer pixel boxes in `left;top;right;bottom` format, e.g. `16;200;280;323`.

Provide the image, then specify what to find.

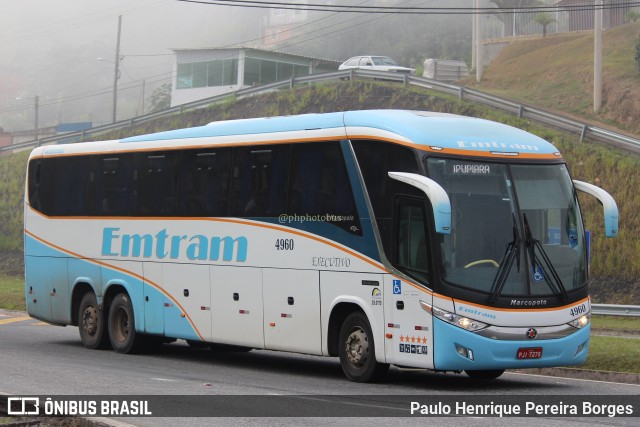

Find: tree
147;83;171;113
490;0;542;37
534;12;556;37
625;10;640;23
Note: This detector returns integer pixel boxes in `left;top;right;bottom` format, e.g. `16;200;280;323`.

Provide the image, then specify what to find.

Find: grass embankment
470;21;640;137
0;276;24;311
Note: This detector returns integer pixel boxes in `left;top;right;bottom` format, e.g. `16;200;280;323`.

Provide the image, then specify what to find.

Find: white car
338;56;414;74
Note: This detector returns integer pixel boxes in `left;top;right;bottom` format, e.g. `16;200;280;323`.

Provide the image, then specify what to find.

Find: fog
0;0;265;130
0;0;472;132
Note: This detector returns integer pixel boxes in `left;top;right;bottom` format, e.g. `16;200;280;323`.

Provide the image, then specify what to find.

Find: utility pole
593;0;602;113
34;95;39;143
140;79;146;115
475;0;484;82
112;15;122;123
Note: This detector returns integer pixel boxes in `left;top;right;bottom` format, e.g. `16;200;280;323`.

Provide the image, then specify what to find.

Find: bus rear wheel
78;292;109;349
108;293;144;354
464;369;505;380
338;312;389;382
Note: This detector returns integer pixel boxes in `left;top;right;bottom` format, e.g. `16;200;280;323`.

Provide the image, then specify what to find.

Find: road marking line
33;322;50;326
0;316;31;325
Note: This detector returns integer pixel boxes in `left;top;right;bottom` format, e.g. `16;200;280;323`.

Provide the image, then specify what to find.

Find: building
262;1;309;46
0;129;12;154
555;0;635;32
171;47;340;107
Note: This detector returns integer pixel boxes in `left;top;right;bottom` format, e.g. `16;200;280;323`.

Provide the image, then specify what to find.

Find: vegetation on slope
1;81;638;303
469;21;640;136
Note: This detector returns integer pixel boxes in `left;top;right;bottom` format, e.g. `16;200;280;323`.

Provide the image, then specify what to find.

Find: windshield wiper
488;214;521;303
523;213;569;301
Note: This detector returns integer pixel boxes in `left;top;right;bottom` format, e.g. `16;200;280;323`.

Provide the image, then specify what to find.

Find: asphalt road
1;311;638;427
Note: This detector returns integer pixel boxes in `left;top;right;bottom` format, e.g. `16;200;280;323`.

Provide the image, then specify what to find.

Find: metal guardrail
3;69;640;155
592;304;640;317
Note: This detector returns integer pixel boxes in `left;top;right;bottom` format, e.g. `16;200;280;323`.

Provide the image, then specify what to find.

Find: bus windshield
426;158;587;298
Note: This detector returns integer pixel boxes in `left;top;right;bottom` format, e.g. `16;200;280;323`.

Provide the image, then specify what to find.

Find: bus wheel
78;292;109;349
338;312;389;382
108;293;143;354
464;369;505;380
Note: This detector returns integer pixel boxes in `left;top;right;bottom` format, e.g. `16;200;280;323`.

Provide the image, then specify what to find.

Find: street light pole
112;15;122;123
34;95;39;144
594;0;603;113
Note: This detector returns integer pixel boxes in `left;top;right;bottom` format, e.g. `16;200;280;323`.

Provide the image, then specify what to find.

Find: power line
177;0;640;14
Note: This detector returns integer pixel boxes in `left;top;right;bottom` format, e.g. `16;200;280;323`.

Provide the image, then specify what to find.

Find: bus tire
464;369;505;380
78;292;109;350
338;311;389;382
108;293;144;354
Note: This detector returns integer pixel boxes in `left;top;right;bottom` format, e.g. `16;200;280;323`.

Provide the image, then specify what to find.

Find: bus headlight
420;301;488;332
568;313;590;329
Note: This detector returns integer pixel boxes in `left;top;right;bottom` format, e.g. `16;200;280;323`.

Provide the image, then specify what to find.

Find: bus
24;110;618;382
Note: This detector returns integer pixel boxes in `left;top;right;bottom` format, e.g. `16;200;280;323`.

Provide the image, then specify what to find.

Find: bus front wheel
108;293;144;354
338;311;389;382
78;292;109;349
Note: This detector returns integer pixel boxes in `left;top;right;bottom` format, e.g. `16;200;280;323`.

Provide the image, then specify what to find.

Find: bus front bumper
433;318;590;371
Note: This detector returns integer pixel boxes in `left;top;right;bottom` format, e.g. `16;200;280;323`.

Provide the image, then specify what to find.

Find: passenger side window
288;141;360;234
131;151;180;216
352;140;422;256
230;145;290;217
179;148;231;217
89;155;133;216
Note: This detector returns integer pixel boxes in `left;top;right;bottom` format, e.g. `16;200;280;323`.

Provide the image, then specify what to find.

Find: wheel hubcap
345;327;368;367
81;306;98;336
113;307;130;343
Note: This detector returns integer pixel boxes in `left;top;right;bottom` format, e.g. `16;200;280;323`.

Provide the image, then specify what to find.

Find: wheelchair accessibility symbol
393;280;402;295
532;266;545;282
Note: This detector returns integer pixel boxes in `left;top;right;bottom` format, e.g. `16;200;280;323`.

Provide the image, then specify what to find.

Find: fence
483;1;640;39
592;304;640;317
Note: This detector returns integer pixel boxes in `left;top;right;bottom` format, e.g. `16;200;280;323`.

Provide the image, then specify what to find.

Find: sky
0;0;262;130
0;0;471;132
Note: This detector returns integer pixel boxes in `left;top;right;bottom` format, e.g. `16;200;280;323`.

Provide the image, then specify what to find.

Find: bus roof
120;110;559;156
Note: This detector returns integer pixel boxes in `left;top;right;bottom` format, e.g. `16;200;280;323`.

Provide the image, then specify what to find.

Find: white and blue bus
24;110;618;382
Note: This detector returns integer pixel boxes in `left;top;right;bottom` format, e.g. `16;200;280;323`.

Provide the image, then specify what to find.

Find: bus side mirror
573;180;618;238
388;172;451;234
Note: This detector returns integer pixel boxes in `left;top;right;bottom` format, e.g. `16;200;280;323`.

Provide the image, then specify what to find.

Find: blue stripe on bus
24;234;201;341
120;112;346;143
432;318;589;371
120;110;559;155
343;110;558;154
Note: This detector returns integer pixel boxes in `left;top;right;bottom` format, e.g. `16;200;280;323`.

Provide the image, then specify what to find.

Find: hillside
1;81;639;303
467;21;640;137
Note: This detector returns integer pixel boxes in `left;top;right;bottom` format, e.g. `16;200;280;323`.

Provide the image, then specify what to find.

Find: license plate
517;347;542;359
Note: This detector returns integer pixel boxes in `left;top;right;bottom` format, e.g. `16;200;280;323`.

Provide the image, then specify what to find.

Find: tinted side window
179;148;231;217
288;141;360;233
352;140;422;255
27;159;42;212
37;156;92;216
131;151;180;216
230;145;290;217
394;200;431;285
88;154;133;216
